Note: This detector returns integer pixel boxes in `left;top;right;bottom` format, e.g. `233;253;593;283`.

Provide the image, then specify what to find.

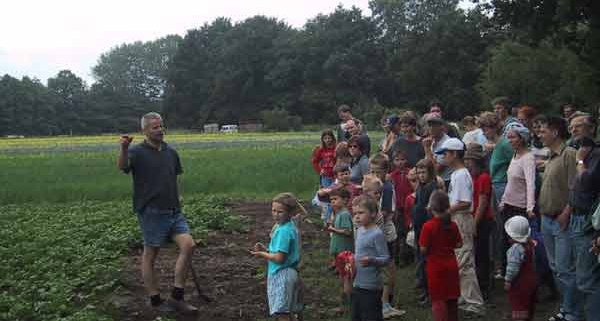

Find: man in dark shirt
118;112;197;313
568;114;600;321
389;114;424;168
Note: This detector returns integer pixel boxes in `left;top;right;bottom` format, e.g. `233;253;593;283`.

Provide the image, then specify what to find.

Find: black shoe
166;298;198;314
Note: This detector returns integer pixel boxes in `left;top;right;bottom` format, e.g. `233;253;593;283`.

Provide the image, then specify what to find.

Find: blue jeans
320;176;334;223
571;214;600;321
542;215;584;321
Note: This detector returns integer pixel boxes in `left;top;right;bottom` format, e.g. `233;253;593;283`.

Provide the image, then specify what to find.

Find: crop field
1;131;555;321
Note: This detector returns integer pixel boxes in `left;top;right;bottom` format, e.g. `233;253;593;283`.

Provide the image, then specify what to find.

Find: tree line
1;0;599;136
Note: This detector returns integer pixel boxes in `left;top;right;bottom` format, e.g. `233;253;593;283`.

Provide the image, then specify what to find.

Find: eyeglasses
349;145;359;149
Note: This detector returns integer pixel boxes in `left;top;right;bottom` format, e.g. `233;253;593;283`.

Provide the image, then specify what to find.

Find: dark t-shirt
123;141;183;212
389;136;425;168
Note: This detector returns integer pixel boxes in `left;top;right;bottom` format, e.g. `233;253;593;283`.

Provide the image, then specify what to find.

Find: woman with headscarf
498;124;537;277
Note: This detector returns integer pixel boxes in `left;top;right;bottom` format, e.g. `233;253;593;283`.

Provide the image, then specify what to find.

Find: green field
0;132;327;321
2;131;542;321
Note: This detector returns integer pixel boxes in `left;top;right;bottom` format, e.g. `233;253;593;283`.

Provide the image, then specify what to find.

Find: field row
0;145;320;205
0;132;322;151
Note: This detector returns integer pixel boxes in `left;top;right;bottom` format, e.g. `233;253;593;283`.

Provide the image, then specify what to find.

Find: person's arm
504;243;525;289
450;201;471;214
117;136;133;171
475;194;488;227
252;251;287;263
311;147;323;175
558;150;578;229
365;232;391;267
524;155;537;216
575;148;600;186
252;228;291;263
328;226;353;236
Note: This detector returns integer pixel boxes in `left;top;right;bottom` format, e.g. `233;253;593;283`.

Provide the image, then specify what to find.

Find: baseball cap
434;138;465;154
386;115;400;127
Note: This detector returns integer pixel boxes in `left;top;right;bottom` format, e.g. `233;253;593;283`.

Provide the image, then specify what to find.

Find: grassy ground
0;145;319;205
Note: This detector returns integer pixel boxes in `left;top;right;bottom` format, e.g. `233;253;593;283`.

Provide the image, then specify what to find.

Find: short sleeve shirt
472;172;493;219
123;142;183;212
330;209;354;256
268;221;300;276
449;168;473;209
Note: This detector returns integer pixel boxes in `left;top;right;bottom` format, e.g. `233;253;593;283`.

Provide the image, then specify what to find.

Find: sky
0;0;474;85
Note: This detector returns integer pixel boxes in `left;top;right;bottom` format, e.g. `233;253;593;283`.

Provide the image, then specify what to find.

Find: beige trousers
452;210;485;313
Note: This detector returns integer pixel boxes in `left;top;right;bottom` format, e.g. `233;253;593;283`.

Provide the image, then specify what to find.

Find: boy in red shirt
464;143;493;300
389;149;414;266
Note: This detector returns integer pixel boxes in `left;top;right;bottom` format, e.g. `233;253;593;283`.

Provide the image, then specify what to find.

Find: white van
220;124;239;133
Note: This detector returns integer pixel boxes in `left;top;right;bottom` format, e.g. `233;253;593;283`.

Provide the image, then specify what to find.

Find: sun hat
434;137;465;154
464;143;485;160
504;216;531;243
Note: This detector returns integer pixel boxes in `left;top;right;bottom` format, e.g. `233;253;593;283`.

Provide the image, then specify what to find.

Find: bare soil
113;201;559;321
114;201;307;321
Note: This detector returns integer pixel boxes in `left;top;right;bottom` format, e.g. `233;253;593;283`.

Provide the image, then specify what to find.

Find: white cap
434;138;465;154
504;216;530;243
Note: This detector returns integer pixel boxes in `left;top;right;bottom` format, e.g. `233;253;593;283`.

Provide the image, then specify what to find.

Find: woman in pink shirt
499;124;537;277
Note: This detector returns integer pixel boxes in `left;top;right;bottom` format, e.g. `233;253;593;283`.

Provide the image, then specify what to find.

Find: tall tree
47;70;87;134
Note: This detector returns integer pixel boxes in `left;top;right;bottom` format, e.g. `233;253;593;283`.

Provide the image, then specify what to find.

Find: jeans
542;215;584;321
492;182;507;267
571;214;600;321
320;176;334;223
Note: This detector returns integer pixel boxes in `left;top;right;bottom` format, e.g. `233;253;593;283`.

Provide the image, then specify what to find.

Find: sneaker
382;304;395;319
547;312;566;321
166;298;198;314
390;307;406;317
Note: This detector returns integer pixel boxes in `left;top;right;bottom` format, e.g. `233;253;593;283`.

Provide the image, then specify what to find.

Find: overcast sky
0;0;473;85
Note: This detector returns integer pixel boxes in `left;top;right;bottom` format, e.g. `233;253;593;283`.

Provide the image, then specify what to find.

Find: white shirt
462;128;487;146
449;168;473;209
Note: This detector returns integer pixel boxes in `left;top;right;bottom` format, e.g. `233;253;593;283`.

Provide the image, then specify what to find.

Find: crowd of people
120;105;600;321
289;100;600;321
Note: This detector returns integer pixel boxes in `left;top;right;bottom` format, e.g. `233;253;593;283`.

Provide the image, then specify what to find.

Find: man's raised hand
120;135;133;149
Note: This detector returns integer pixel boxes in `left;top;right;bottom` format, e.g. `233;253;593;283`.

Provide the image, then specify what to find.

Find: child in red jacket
312;129;337;223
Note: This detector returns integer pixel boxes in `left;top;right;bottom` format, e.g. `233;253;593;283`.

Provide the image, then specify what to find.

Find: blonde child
361;172;405;318
504;216;537;321
252;193;304;321
351;195;391;321
326;188;354;314
419;190;462;321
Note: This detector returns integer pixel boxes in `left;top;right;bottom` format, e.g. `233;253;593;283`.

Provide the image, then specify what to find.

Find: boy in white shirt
436;138;485;316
